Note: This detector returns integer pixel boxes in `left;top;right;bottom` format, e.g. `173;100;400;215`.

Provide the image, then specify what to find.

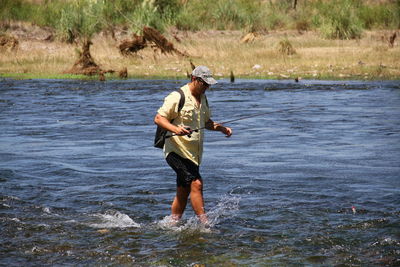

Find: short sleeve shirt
157;84;211;165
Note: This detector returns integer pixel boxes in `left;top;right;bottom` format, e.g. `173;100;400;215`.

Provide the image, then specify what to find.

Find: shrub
129;0;161;34
0;0;397;34
358;3;400;29
315;0;363;39
175;0;270;31
0;0;33;21
296;20;310;32
126;0;181;34
278;38;296;55
175;8;200;31
55;1;103;43
212;0;245;30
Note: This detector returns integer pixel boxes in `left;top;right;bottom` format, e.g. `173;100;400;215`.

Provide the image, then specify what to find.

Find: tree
56;0;103;44
59;0;106;75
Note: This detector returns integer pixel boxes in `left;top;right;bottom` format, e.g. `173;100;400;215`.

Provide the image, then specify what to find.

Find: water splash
42;207;51;214
206;194;241;227
156;215;182;230
88;210;140;229
156;194;240;232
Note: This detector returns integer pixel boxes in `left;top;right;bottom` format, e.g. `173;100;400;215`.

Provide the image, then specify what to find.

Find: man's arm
154;114;191;136
205;119;232;137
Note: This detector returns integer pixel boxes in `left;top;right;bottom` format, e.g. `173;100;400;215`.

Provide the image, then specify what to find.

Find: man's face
195;78;210;93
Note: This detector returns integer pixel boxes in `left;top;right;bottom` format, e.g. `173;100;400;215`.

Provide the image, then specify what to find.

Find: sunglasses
197;78;209;86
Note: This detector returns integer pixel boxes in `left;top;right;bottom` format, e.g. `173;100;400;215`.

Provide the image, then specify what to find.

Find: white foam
89;210;140;229
42;207;51;214
205;195;240;227
156;215;212;233
157;215;182;230
10;217;21;222
156;194;240;233
3;195;21;201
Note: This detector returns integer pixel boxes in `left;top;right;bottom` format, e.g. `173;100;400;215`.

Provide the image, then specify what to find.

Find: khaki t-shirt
157;84;211;165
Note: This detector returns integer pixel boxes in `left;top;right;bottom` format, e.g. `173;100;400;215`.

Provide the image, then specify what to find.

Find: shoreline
1;74;399;81
2;73;398;82
1;24;399;81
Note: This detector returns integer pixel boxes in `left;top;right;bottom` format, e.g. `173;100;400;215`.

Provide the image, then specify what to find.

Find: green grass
1;0;399;40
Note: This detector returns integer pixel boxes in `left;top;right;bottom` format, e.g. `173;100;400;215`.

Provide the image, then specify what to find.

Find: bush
278;38;296;55
0;0;34;21
295;19;311;32
129;0;161;33
315;0;363;39
0;0;398;35
56;1;103;43
358;3;400;29
0;0;69;28
175;6;203;31
175;0;270;31
123;0;181;34
212;0;245;30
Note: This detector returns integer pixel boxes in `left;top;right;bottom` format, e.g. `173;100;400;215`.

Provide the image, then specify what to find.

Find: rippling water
1;78;399;266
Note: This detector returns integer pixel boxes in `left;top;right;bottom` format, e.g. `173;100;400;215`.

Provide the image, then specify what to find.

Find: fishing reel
184;127;198;138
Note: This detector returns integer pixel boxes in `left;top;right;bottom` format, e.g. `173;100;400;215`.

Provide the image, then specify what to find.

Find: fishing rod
166;107;300;139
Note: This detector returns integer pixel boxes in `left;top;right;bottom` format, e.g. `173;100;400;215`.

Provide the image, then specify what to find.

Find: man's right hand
174;126;192;136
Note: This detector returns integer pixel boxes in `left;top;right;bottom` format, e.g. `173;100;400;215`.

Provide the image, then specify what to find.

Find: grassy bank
1;27;399;80
0;0;399;80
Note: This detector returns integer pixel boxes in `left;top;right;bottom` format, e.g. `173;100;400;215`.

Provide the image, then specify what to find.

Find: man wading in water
154;66;232;225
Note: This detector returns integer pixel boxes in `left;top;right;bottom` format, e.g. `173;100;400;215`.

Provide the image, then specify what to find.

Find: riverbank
0;23;399;80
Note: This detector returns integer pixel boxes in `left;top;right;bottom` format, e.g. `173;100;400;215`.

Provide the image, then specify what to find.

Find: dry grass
0;29;399;80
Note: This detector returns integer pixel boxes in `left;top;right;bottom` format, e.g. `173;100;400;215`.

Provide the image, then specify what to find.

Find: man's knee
191;179;203;191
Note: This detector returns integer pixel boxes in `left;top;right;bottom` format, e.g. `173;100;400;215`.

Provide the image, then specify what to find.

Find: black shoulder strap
177;89;185;112
204;94;209;108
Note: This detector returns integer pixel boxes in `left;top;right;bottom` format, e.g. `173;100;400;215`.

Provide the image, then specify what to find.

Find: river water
1;78;399;266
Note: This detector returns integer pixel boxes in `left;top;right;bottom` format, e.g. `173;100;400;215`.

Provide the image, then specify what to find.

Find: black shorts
166;152;201;187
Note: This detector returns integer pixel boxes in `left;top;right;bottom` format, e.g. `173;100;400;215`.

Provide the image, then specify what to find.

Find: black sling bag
154;89;185;149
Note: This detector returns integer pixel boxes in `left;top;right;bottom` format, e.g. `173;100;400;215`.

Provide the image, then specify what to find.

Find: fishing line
166;107;301;139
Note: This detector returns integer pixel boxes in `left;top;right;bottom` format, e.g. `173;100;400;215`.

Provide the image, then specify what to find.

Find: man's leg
171;186;190;220
190;179;208;223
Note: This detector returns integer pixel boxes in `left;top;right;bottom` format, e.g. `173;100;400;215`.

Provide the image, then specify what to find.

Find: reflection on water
1;78;399;266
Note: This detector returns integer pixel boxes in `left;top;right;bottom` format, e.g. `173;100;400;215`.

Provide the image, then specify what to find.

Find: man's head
191;66;217;86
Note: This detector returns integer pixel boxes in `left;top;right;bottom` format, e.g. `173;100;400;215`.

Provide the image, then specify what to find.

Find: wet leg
171;186;190;220
190;179;208;224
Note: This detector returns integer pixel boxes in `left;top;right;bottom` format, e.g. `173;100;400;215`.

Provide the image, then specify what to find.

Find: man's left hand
221;127;232;137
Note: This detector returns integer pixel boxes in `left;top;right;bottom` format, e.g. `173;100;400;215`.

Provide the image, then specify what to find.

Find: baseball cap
192;66;217;85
